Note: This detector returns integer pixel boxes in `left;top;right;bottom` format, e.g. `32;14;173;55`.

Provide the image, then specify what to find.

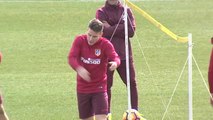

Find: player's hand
103;21;111;28
108;61;118;71
76;66;91;82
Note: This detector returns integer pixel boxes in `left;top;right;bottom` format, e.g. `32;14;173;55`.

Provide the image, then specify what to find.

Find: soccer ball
122;109;144;120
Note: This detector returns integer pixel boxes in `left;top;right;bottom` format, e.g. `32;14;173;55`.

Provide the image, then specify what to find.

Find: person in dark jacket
208;37;213;106
96;0;144;119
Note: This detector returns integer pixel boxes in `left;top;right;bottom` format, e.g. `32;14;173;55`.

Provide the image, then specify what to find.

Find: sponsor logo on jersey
81;57;101;64
95;49;101;56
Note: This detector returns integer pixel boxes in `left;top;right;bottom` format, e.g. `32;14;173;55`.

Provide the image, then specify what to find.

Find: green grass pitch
0;0;213;119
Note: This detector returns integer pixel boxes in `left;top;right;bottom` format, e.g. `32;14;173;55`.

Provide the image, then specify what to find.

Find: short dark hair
88;18;103;33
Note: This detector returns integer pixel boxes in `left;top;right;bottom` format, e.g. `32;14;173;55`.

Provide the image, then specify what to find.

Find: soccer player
68;18;120;120
0;52;9;120
208;37;213;106
96;0;144;119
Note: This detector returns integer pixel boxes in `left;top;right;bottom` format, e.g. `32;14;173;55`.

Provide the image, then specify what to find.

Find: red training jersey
68;34;120;93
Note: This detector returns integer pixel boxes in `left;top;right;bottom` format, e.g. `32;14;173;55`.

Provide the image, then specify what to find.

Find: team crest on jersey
95;49;101;56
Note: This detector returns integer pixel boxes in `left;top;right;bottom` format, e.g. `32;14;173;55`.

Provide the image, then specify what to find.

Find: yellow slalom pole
125;0;188;43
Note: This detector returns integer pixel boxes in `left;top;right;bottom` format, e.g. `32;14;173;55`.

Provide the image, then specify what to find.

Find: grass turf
0;0;213;119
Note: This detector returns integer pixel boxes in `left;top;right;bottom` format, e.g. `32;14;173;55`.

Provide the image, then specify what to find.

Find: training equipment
122;109;145;120
122;0;193;119
125;0;188;43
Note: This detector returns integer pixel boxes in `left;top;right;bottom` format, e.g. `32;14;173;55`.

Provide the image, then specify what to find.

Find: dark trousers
107;59;138;112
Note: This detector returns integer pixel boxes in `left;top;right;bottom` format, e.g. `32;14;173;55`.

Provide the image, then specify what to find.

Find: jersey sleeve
68;36;81;70
105;40;120;66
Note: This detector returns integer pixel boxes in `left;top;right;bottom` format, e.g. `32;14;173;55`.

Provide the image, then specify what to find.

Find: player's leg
77;93;94;120
106;67;115;113
81;116;94;120
117;59;138;110
92;92;108;120
95;115;107;120
208;49;213;106
117;60;147;119
0;95;9;120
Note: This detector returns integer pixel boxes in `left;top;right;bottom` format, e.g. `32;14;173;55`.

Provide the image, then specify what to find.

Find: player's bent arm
76;66;91;82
